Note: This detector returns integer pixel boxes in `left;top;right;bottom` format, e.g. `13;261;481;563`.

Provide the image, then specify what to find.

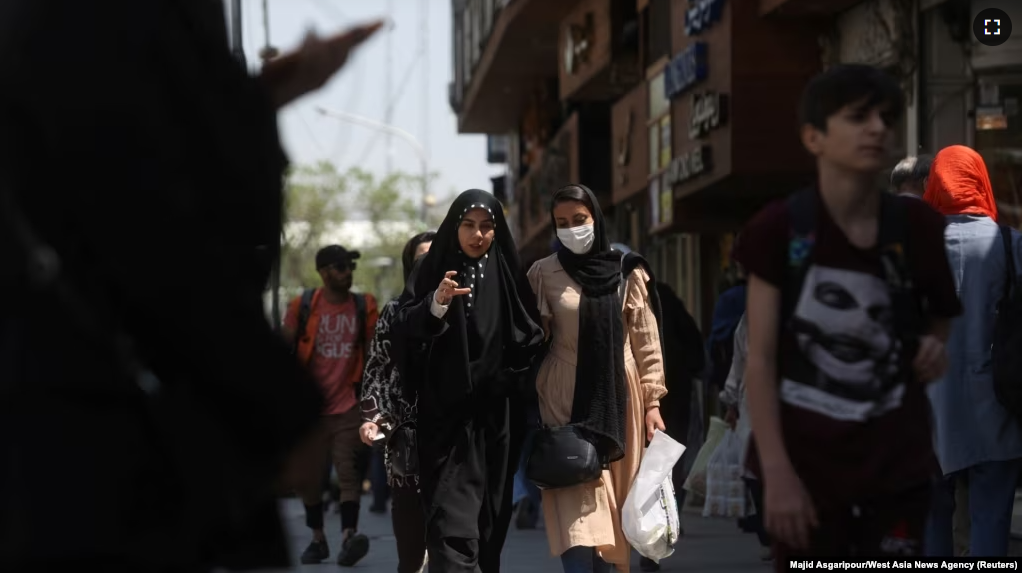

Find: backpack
293;288;369;365
619;250;666;356
993;225;1022;418
782;188;922;354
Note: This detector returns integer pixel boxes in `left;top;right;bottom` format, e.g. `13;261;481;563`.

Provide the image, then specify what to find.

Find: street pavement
248;496;771;573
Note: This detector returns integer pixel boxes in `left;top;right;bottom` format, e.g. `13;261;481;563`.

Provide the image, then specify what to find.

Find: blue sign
664;42;708;100
685;0;726;36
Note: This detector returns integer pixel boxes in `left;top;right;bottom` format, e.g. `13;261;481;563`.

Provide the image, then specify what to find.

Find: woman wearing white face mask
526;184;668;573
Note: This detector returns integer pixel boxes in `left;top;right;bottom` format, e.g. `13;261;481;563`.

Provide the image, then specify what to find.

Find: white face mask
556;224;596;255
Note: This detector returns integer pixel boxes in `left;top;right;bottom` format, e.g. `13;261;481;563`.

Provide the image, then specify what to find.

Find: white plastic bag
622;430;686;562
701;429;747;518
682;416;727;499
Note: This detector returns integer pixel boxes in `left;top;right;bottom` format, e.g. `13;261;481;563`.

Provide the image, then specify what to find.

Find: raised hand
434;270;472;305
260;20;385;108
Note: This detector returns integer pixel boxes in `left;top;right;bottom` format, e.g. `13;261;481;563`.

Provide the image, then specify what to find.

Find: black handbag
525;425;606;490
386;423;419;479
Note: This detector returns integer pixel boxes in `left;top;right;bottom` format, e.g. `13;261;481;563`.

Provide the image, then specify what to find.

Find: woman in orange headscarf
922;144;1022;558
923;145;998;220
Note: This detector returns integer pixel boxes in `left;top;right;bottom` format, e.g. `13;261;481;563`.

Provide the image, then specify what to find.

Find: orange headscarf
923;145;998;220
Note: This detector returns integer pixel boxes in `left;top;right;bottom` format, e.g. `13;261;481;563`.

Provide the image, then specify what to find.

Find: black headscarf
553;185;628;463
405;189;543;406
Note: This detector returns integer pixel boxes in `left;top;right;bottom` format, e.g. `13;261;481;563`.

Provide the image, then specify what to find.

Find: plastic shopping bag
622;430;686;562
701;429;747;518
682;416;727;498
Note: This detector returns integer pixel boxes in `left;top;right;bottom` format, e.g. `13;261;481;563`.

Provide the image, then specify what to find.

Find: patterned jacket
360;298;419;486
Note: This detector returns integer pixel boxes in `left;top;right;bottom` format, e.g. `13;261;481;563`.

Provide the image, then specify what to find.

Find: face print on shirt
783;265;905;422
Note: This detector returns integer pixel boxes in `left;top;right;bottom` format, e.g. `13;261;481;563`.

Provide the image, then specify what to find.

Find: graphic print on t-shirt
309;301;360;415
315;312;360;359
781;264;906;422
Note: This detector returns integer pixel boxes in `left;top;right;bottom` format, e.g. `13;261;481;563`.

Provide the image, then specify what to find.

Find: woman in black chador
392;189;544;572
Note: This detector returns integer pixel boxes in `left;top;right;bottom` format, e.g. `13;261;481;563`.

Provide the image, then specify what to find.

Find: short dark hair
890;154;933;191
798;64;905;132
551;184;597;215
401;231;437;280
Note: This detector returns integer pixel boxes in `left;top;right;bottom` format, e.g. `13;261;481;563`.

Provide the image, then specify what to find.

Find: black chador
392;189;543;573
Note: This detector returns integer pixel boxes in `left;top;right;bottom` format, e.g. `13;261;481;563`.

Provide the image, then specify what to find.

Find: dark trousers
773;483;931;571
743;477;770;547
392;481;427;573
371;448;391;509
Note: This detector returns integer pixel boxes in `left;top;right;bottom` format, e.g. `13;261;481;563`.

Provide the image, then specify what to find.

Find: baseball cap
315;245;361;270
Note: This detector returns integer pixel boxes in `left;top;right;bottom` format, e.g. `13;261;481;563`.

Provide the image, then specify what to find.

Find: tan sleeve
624;267;668;409
527;259;553;318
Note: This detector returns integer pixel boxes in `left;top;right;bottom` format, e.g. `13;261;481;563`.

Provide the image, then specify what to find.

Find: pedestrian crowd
3;4;1022;573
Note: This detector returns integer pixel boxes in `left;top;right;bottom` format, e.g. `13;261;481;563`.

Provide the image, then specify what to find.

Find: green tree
280;163;443;304
347;167;423;301
280;161;349;290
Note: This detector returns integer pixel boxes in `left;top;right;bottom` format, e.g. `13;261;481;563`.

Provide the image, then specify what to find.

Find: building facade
448;0;1016;329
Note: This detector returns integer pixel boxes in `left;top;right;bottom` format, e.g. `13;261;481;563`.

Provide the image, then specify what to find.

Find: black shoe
369;502;387;514
639;557;660;572
337;533;370;567
300;539;330;564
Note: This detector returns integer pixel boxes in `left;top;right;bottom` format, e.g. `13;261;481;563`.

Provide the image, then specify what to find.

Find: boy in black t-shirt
735;65;961;565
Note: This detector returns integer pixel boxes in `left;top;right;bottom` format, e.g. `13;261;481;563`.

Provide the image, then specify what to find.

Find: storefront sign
564;13;594;75
685;0;726;36
689;91;728;140
664;42;708;100
662;145;712;187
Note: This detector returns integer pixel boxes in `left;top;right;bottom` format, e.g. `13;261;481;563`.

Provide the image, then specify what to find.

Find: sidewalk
248;498;771;572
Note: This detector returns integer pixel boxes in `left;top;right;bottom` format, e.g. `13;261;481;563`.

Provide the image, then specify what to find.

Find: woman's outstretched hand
260;20;385;108
645;406;666;441
435;270;472;305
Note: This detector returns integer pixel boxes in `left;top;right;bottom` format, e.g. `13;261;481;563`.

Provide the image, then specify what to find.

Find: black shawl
402;189;543;408
554;185;628;463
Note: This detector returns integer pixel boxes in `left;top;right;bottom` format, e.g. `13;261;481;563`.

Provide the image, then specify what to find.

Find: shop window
975;78;1022;230
648;71;671;177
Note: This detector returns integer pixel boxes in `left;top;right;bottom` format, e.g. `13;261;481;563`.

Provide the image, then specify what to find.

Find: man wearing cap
283;245;379;566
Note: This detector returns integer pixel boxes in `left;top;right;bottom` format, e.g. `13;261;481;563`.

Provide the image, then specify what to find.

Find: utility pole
229;0;246;66
420;0;430;221
384;0;395;175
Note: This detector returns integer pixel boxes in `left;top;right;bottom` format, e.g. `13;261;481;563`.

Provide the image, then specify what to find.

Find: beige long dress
527;254;668;572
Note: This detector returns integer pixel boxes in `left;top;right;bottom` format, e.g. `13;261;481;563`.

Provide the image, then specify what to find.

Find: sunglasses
320;261;356;272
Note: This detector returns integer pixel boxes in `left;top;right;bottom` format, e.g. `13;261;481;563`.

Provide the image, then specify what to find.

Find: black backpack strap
877;194;926;344
781;188;818;326
618;250;631;302
876;193;912;290
293;288;316;355
1001;225;1017;303
354;293;368;362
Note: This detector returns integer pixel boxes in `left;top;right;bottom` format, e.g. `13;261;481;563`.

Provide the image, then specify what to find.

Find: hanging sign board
689;91;728;140
685;0;726;36
664;42;708;100
663;145;712;188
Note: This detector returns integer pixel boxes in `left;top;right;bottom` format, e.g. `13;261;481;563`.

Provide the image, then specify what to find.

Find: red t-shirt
285;296;361;415
736;190;961;507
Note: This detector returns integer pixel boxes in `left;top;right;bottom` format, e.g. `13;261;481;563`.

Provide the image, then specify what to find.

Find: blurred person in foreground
0;2;382;572
735;64;960;564
922;145;1022;557
890;154;932;199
